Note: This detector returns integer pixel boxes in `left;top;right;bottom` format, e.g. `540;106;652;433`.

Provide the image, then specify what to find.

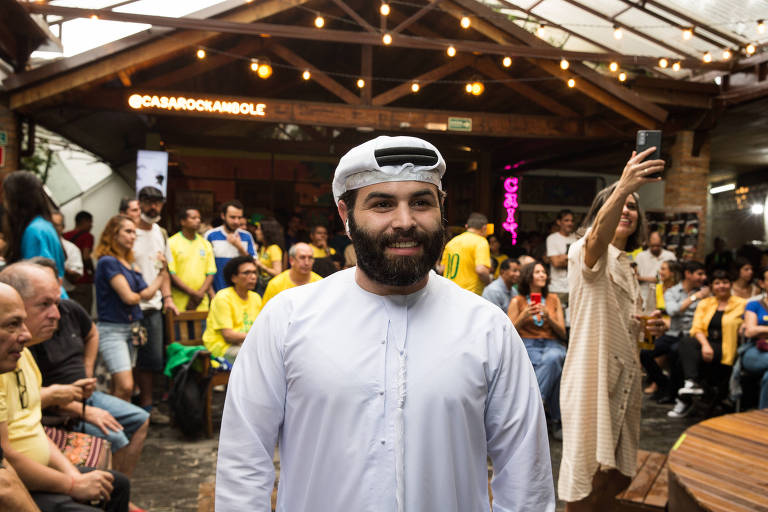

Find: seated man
23;258;149;481
202;256;262;363
481;257;520;312
262;243;322;306
0;264;131;512
0;283;39;512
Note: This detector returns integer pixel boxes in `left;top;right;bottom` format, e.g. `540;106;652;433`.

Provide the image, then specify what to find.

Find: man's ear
337;201;350;238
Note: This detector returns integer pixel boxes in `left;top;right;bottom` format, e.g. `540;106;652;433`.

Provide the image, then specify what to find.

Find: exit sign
448;117;472;132
0;131;7;145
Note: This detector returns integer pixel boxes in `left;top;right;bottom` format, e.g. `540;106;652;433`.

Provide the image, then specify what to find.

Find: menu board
646;210;699;260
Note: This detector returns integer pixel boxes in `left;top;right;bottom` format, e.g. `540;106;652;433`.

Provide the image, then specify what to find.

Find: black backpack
169;357;211;437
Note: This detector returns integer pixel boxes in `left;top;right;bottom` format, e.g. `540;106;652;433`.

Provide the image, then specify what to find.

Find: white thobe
216;268;554;512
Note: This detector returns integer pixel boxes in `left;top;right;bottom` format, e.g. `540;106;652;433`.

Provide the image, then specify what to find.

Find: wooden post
0;104;20;179
361;45;372;105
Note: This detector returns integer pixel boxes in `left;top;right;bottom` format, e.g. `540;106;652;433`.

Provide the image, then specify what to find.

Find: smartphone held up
636;130;663;179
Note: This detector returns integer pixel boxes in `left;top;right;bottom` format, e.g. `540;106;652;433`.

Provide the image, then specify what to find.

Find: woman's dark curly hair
260;218;285;250
2;171;55;264
517;261;550;298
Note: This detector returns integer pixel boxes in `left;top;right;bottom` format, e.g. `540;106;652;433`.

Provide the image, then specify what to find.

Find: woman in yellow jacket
668;269;746;417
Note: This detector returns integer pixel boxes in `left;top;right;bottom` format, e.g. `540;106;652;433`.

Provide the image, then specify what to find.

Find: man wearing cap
133;187;177;422
217;136;554;512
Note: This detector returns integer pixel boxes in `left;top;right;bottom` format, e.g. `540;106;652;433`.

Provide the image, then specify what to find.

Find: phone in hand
530;292;542;305
636;130;663;178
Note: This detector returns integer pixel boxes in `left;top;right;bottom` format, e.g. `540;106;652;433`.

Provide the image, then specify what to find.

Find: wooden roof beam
372;54;475;106
269;42;360;105
392;0;445;34
330;0;376;33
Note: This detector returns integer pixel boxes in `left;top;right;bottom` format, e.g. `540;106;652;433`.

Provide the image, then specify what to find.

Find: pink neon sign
502;177;519;245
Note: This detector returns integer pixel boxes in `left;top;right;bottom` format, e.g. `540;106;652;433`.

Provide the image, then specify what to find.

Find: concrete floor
130;392;708;511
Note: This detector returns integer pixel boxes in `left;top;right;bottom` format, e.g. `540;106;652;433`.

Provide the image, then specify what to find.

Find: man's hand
71;378;97;400
44;384;83;407
697;286;711;300
640;310;668;337
186;294;202;311
84;406;123;435
226;233;245;252
69;470;114;503
164;296;180;316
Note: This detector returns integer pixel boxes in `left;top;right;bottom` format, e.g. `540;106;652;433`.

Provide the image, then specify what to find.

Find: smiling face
712;277;732;300
340;181;445;288
289;243;315;276
615;194;639;241
531;263;548;290
739;263;753;283
0;285;31;373
659;261;671;282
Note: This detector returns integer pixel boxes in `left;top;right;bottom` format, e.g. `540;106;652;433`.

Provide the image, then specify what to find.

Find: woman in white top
558;147;664;511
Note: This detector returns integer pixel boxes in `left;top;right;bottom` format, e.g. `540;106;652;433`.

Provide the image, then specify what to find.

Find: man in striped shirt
205;200;256;292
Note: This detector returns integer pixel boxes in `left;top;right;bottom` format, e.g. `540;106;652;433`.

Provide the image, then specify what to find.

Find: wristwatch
688;293;699;302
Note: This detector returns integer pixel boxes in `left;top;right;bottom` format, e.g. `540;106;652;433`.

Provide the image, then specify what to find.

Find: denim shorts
136;309;165;372
97;322;134;374
75;390;149;451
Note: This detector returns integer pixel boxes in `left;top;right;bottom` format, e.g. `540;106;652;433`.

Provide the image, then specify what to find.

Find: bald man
0;283;39;511
261;243;322;305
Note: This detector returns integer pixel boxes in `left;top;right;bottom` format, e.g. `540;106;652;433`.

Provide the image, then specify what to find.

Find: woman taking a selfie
507;261;566;439
558;147;663;511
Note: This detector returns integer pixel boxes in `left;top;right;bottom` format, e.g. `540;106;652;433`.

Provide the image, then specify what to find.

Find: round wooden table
668;409;768;512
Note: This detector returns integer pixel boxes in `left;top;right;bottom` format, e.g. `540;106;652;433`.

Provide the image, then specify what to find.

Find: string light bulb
658;58;668;68
722;48;732;60
672;61;681;71
90;14;99;20
447;46;456;57
567;78;576;88
682;27;693;40
702;51;712;63
537;25;545;38
746;44;756;55
502;56;512;68
465;82;473;93
380;2;390;16
250;59;272;79
196;49;206;59
758;19;766;34
613;26;623;40
618;72;627;82
560;58;569;70
460;16;471;29
357;78;365;88
302;69;311;80
382;33;392;45
609;61;619;72
471;81;484;95
411;82;420;93
314;15;325;28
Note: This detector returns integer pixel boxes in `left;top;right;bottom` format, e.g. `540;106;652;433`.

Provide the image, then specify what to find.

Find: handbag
128;321;149;347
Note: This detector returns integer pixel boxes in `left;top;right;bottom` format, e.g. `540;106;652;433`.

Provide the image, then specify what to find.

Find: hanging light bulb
357;78;365;88
746;44;756;55
567;78;576;88
447;46;456;57
613;25;623;40
702;51;712;63
250;61;259;72
382;33;392;45
460;16;471;29
471;81;484;95
90;14;99;20
609;61;619;72
559;58;569;70
302;69;311;80
618;72;627;82
536;24;545;38
758;19;766;34
502;56;512;68
250;59;272;79
196;49;206;59
465;82;473;93
658;58;668;68
380;2;390;16
672;61;681;71
314;15;325;28
411;82;420;93
722;48;732;60
682;27;693;40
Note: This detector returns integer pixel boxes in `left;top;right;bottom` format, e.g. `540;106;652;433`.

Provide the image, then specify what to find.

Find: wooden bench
615;449;669;511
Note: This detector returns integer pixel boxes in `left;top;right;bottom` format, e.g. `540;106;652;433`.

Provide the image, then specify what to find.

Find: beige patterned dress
558;235;643;502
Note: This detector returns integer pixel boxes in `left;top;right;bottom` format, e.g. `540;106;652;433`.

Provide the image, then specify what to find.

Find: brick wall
664;130;710;260
0;103;20;179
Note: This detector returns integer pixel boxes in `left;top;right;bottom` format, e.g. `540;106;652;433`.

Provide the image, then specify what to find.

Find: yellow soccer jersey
262;270;323;305
440;231;491;294
202;287;262;358
168;232;216;311
258;244;283;281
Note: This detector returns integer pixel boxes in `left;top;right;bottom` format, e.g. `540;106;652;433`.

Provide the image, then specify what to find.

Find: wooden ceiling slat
393;0;445;34
330;0;376;33
371;55;475;106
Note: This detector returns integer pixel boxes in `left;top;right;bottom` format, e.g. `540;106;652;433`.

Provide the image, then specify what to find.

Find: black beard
348;213;445;288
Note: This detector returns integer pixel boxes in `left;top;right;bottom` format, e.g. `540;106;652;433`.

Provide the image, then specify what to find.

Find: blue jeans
74;391;149;451
741;344;768;409
522;337;567;422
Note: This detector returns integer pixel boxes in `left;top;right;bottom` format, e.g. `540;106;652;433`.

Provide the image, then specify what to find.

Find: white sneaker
678;379;704;396
667;399;693;418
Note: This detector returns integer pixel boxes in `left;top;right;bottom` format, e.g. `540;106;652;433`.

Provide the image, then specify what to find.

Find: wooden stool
615;449;669;511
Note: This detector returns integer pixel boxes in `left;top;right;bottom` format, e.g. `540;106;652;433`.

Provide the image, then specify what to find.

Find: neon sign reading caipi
128;94;266;117
502;177;519;245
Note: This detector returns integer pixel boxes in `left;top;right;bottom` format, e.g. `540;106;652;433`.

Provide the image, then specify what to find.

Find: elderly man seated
202;256;262;363
0;263;131;512
262;243;322;306
22;258;149;482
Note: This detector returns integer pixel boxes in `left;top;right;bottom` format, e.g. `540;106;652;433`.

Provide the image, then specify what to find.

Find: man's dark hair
223;256;255;287
556;209;574;221
310;224;328;235
466;212;488;230
710;268;731;283
138;186;164;202
517;261;549;297
74;211;93;225
119;197;136;213
499;258;518;272
177;208;199;223
2;171;54;264
220;200;244;215
682;260;705;276
580;182;646;252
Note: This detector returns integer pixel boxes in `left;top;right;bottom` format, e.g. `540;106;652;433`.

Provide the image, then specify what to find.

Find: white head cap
332;136;446;205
